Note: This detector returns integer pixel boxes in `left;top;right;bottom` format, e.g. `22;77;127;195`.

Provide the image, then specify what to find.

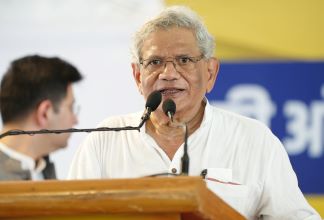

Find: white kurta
68;102;320;220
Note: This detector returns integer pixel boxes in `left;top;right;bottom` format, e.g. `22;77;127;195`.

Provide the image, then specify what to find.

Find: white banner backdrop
0;0;164;179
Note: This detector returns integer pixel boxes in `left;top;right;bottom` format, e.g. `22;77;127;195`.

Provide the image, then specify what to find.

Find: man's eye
148;59;162;66
178;57;191;64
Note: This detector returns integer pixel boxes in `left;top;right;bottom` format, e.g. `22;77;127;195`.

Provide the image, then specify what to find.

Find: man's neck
145;102;206;159
0;124;47;160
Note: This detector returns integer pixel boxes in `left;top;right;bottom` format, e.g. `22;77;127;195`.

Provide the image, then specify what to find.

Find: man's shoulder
208;104;272;134
207;104;283;158
97;111;142;128
0;150;31;180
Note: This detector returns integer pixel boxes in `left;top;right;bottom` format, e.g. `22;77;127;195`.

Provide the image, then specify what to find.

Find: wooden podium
0;176;246;220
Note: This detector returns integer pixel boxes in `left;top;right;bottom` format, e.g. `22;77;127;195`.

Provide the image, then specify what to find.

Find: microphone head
145;91;162;111
162;99;176;117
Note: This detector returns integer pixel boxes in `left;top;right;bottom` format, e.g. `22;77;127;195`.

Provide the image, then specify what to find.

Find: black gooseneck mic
162;98;176;122
162;99;189;175
0;91;162;139
138;90;162;128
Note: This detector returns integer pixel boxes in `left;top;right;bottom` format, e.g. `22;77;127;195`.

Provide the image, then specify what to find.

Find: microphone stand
181;123;189;175
162;99;190;176
137;107;153;129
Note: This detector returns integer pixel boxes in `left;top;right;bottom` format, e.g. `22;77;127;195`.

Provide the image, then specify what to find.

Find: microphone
0;91;162;139
162;99;189;175
138;90;162;128
162;99;176;122
181;123;189;175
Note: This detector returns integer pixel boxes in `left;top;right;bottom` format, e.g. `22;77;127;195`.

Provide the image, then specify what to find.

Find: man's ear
131;63;143;95
35;100;53;127
206;58;220;93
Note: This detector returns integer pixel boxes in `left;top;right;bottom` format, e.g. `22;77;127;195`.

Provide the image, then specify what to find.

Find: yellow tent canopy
166;0;324;60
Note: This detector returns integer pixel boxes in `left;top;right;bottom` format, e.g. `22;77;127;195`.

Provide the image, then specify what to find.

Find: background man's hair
0;55;83;123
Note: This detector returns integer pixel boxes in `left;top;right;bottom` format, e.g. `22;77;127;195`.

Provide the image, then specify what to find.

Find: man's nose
159;60;180;80
72;113;78;125
163;60;177;70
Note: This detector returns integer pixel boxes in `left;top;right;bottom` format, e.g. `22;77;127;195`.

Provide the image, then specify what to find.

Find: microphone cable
0;91;162;139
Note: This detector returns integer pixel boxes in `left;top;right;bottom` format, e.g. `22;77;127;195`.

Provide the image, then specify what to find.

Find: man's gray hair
131;6;215;63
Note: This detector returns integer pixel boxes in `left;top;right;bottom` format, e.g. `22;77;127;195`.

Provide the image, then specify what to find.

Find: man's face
133;27;219;123
47;84;78;149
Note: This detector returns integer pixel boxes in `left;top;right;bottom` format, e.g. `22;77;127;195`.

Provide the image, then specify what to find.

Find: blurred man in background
0;55;82;180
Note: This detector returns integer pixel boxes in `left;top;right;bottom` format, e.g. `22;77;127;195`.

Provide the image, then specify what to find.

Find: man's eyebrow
175;54;191;57
143;55;163;60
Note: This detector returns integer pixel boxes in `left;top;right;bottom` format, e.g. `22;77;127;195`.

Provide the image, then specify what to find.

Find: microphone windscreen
145;91;162;111
162;99;176;116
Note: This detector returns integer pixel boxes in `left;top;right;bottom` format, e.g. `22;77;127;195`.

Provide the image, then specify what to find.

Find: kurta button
171;168;177;173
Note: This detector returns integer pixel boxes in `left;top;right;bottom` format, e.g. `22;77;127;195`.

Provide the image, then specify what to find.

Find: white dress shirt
68;101;321;220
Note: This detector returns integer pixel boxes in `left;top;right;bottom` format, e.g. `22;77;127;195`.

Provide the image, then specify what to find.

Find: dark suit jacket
0;151;56;180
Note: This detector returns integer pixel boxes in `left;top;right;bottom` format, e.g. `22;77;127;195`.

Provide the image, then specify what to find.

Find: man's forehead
144;27;196;43
141;29;200;57
62;84;75;102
